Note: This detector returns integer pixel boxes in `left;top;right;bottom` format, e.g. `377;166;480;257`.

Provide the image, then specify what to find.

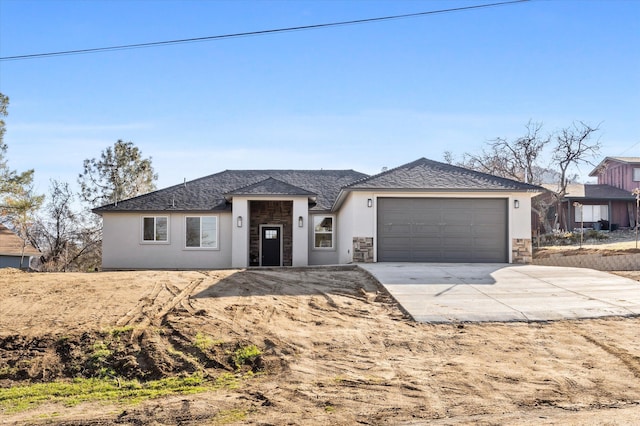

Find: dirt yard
2;266;640;425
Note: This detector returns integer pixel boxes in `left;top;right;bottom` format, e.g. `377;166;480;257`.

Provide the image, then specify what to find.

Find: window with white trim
575;205;608;222
142;216;168;242
185;216;218;248
313;216;334;249
633;167;640;182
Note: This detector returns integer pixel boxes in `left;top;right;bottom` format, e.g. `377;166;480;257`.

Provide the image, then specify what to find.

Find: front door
261;226;281;266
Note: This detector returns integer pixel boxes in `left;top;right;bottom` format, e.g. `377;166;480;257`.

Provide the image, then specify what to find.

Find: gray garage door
377;198;508;263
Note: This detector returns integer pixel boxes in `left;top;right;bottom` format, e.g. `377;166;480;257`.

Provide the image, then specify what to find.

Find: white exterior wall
336;192;376;264
231;198;249;268
509;195;533;239
292;198;309;267
338;191;535;264
102;212;232;270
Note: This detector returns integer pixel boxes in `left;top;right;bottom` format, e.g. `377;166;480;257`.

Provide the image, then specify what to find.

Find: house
588;156;640;228
0;223;40;269
540;183;635;231
93;158;542;270
589;156;640;192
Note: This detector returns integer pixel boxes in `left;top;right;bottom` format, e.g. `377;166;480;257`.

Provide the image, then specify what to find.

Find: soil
534;229;640;258
2;266;640;425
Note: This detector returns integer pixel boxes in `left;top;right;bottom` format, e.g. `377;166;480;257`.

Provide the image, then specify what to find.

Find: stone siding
512;238;532;264
352;237;374;263
249;201;293;266
534;252;640;271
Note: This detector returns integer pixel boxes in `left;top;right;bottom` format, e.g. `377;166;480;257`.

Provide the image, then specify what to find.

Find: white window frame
141;216;169;244
313;215;335;250
575;205;608;222
633;167;640;182
184;215;219;250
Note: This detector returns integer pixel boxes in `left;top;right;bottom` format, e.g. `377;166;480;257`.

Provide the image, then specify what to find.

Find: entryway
260;225;282;266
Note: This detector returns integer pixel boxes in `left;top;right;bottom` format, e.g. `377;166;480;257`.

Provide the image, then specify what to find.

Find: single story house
0;223;40;269
94;158;542;270
539;183;636;231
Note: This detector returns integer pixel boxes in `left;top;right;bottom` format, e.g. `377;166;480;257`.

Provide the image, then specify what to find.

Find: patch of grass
211;408;248;424
91;341;112;361
109;325;134;337
193;332;224;351
0;373;242;413
214;372;240;389
232;345;262;370
0;366;18;378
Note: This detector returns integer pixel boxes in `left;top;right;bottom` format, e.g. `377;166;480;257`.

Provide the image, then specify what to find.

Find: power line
0;0;530;62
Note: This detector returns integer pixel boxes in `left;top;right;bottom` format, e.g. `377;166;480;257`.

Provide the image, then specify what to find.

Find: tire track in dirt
115;280;164;327
115;273;211;341
579;333;640;379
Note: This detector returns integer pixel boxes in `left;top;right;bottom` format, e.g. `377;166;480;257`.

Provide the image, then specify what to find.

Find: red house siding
596;161;640;192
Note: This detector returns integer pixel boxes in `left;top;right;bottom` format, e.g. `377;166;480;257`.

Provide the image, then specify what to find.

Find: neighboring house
93;158;542;270
589;156;640;228
540;183;635;231
589;156;640;192
0;223;40;269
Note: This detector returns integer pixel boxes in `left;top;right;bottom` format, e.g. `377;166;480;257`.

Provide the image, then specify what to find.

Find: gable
589;157;640;177
0;224;40;257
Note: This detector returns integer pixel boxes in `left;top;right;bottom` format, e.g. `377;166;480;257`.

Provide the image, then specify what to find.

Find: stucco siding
102;212;232;270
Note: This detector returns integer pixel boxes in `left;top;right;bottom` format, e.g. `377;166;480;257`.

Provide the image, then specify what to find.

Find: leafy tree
0;92;44;267
0;93;38;201
78;140;157;207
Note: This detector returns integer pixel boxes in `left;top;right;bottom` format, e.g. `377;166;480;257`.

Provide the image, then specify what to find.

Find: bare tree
32;180;102;271
463;120;549;184
462;120;600;233
552;121;601;197
551;121;601;229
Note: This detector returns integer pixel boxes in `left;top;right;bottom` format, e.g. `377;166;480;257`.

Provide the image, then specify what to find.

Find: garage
377;198;508;263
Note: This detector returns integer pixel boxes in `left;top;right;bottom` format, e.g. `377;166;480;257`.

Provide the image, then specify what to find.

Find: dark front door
261;226;281;266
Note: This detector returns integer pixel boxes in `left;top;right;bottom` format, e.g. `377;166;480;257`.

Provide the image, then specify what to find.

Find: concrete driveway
359;263;640;323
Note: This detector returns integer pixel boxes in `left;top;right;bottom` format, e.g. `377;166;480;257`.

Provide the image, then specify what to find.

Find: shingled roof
542;183;636;200
0;223;40;257
93;169;368;213
224;177;317;198
344;158;543;192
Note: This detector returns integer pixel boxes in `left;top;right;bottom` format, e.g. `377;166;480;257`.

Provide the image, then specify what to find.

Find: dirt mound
0;327;267;385
3;267;640;425
535;247;640;259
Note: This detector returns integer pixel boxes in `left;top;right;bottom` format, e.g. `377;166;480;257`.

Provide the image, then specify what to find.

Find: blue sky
1;0;638;195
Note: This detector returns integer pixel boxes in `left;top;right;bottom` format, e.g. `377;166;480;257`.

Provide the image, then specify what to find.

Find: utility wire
1;0;530;62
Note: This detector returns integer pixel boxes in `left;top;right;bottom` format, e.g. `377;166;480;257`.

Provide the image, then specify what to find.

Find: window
185;216;218;248
264;229;278;239
575;205;608;222
142;216;168;242
313;216;334;249
633;167;640;182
